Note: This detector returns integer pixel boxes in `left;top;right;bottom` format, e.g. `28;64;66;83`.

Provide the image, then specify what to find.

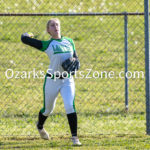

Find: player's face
47;20;61;38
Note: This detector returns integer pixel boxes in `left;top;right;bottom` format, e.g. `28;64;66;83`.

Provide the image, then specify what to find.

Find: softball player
21;18;81;146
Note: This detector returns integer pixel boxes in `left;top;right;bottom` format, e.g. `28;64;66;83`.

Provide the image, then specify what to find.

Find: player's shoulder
63;36;73;42
41;39;53;51
63;37;75;45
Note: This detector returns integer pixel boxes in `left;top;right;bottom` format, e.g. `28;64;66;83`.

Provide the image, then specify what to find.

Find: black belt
46;73;68;79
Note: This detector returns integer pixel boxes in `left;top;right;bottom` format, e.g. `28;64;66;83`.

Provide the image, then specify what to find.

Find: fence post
144;0;150;134
124;13;129;111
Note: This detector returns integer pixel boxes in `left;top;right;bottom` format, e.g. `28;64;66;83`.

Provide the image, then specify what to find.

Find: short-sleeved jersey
41;36;75;74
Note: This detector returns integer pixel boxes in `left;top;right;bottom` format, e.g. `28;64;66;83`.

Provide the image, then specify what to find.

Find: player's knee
65;105;76;114
42;109;53;116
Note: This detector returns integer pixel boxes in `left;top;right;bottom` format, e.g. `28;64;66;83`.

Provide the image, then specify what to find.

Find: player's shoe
71;136;82;146
36;125;49;140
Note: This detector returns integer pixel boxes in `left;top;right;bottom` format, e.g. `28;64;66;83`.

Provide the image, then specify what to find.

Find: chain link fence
0;0;145;140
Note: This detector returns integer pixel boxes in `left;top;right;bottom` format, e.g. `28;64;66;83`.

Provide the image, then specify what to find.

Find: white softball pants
40;75;76;116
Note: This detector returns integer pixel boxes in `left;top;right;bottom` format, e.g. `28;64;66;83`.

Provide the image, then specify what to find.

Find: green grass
1;134;150;150
0;0;147;149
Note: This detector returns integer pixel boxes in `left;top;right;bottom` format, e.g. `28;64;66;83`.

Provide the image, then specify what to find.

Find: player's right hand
22;32;34;38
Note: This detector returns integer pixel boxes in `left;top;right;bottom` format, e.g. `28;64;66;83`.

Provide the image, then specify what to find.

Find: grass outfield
0;0;147;149
1;134;150;149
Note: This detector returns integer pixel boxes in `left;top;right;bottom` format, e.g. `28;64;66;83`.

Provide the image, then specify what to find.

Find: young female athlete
21;18;81;146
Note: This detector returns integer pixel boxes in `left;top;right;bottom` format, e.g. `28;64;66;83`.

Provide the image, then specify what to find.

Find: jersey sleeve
70;39;76;52
21;35;43;50
73;51;78;58
40;40;51;51
21;34;51;52
64;37;76;51
69;38;78;58
65;37;78;58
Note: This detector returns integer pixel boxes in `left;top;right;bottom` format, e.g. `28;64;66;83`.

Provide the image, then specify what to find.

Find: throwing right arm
21;33;43;50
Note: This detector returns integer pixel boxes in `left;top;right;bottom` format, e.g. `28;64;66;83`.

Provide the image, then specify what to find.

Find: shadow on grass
1;134;150;149
0;136;78;149
1;110;145;119
80;110;145;117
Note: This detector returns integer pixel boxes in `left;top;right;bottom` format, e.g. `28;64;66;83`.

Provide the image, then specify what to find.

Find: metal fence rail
0;12;146;16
